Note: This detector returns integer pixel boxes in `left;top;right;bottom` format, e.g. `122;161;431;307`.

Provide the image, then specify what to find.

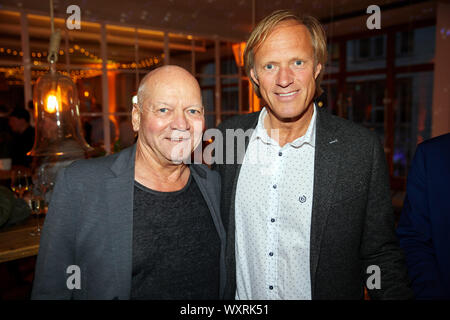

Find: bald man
32;66;226;300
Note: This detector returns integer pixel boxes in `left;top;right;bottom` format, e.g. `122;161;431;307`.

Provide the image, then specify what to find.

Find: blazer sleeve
396;144;448;299
31;166;78;300
360;132;414;299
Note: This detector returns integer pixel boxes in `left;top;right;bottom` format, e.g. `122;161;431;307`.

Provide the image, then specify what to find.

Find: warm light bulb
84;91;90;97
46;94;59;113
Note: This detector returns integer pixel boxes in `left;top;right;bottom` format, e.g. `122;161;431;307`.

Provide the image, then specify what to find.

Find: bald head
137;65;201;111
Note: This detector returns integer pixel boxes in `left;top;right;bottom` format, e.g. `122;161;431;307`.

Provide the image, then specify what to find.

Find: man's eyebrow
146;101;170;109
259;60;278;65
188;104;204;108
153;101;170;106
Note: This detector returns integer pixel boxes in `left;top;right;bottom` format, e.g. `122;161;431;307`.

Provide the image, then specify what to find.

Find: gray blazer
213;107;414;300
31;145;226;300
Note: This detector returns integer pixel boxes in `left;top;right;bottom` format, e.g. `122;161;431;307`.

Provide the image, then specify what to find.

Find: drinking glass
28;186;45;236
36;166;54;213
10;169;29;198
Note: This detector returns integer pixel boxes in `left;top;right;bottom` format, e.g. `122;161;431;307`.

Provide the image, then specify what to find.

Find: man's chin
267;105;312;123
166;152;192;165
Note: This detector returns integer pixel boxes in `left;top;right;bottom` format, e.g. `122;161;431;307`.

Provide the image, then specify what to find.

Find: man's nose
276;66;294;88
171;110;189;130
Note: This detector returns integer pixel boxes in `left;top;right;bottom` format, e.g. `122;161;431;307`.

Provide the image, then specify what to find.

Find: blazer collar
110;144;136;177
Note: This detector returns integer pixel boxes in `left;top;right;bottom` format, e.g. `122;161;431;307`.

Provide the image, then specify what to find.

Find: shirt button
269;252;273;256
269;285;273;290
273;184;277;189
278;151;282;156
271;218;275;223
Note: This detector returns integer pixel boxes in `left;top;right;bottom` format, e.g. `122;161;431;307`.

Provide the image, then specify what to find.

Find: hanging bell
28;65;93;158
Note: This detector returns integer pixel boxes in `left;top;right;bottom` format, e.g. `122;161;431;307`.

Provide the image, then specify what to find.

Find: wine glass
36;166;49;196
36;166;53;213
10;169;29;198
29;189;44;236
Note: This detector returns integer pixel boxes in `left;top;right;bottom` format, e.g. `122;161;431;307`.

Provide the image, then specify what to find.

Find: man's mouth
166;137;190;142
276;90;299;97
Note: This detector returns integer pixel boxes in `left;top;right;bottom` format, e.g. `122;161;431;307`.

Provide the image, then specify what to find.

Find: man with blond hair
213;10;413;300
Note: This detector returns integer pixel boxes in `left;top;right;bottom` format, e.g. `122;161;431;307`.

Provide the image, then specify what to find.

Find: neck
134;141;190;192
264;104;314;147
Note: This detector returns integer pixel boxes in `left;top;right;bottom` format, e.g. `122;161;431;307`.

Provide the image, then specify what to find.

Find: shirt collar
253;104;317;148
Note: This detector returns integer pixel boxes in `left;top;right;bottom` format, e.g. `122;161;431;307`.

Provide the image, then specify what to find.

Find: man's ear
131;104;141;132
314;63;322;80
250;68;260;87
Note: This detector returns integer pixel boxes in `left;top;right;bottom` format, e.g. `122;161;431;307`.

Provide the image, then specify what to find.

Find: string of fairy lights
0;43;163;85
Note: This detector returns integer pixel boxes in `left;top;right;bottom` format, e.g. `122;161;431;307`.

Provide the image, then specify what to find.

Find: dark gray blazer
31;144;226;300
213;107;413;300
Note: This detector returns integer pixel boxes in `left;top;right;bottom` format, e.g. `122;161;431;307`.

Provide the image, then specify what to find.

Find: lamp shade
29;70;92;157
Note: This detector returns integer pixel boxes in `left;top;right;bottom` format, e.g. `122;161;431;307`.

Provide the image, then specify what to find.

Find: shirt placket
266;143;281;298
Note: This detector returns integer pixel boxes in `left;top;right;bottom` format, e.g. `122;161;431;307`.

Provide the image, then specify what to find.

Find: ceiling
0;0;437;41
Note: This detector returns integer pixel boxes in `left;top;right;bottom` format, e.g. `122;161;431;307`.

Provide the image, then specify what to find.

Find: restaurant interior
0;0;449;299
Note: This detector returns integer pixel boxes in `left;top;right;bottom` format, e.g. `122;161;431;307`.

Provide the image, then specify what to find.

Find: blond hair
244;10;327;98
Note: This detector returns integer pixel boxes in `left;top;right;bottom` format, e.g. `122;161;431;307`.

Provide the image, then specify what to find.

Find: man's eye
294;60;303;66
188;109;200;114
158;108;168;113
264;64;274;70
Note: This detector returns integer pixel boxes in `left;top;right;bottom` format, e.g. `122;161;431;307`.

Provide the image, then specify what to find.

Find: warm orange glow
84;91;90;97
44;87;64;114
45;94;59;113
136;28;164;37
27;13;100;29
232;42;246;68
108;72;119;140
249;82;261;112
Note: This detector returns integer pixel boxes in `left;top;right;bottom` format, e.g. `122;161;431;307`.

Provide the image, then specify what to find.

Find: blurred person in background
0;104;12;162
8;107;34;167
397;133;450;299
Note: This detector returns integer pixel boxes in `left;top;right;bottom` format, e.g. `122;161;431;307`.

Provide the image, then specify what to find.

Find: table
0;216;45;263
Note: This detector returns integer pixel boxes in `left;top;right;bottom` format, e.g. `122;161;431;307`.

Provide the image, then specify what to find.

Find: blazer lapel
190;165;227;298
310;109;341;298
105;145;136;299
191;165;225;242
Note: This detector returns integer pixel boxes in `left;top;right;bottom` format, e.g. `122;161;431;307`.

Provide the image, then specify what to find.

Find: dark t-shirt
131;174;220;300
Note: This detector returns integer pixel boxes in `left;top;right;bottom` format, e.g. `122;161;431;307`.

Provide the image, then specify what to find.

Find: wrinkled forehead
143;77;202;107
